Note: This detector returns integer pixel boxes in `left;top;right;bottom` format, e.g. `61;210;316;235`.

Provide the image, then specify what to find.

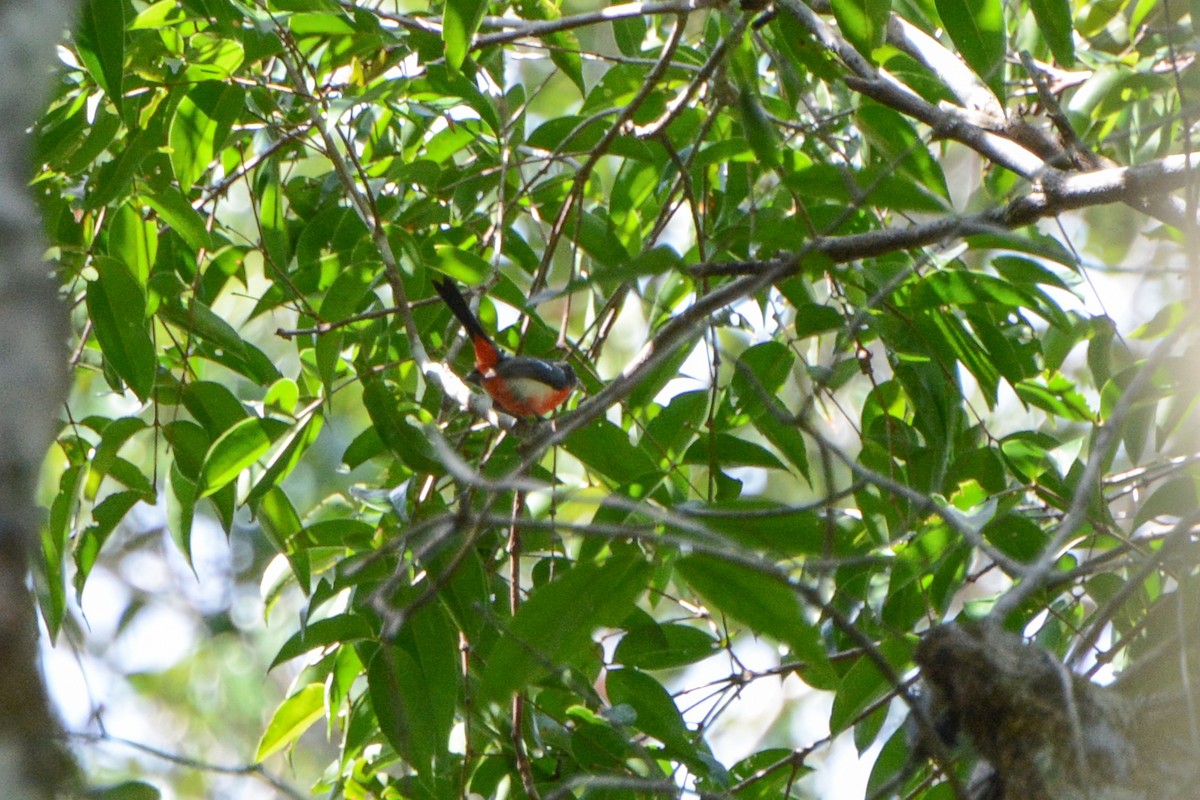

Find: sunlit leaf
255;683;325;762
86;256;155;400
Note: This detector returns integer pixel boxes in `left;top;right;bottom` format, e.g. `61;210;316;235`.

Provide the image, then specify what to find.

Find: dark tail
432;279;492;344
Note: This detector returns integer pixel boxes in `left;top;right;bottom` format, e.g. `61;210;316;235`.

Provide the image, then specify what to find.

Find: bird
432;278;577;418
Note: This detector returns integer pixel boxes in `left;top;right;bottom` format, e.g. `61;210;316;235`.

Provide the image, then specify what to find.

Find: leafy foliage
36;0;1200;797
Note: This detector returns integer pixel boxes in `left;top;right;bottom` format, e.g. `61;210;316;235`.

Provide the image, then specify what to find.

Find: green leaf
606;667;695;756
74;491;142;598
443;0;487;71
857;101;950;200
289;11;356;35
270;614;374;669
90;417;147;482
644;391;707;461
360;375;438;473
480;553;653;704
1132;476;1200;530
549;31;586;96
247;414;325;506
183;33;245;81
158;298;246;359
614;623;719;670
794;304;844;338
830;0;892;60
169;82;243;191
737;87;780;171
367;605;459;775
934;0;1006;100
731;342;809;478
87;256;155;400
85;781;161;800
107;202;156;284
75;0;126;113
682;435;786;470
563;419;659;485
828;638;912;734
256;487;310;589
198;417;290;497
144;189;213;252
612;16;646;56
1029;0;1075;66
255;683;325;761
181;381;247;439
166;460;197;565
256;159;290;269
676;554;834;687
1014;372;1094;422
131;0;181;29
42;465;86;637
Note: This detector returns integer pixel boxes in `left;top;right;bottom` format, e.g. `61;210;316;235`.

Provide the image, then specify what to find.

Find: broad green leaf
107;202;156;284
166;460;197;565
181;381;247;440
87;782;161;800
612;16;646;56
75;0;126;113
61;107;122;174
737;86;780;171
360;375;438;473
144;189;212;252
1014;373;1095;422
564;419;659;485
644;391;707;460
130;0;180;29
90;417;147;483
289;11;356;35
443;0;487;70
731;342;810;478
934;0;1006;100
606;667;695;757
614;623;719;670
183;33;245;81
246;413;324;506
85;114;163;210
315;265;375;390
270;614;374;669
256;486;310;589
829;638;912;734
1029;0;1074;66
42;464;86;638
1132;476;1200;531
87;256;155;400
527;115;609;153
255;683;325;761
169;82;243;190
794;304;844;338
480;553;653;704
682;435;786;470
549;31;586;96
676;554;834;687
74;491;142;598
982;512;1047;562
831;0;892;60
256;159;290;270
198;416;290;497
367;604;459;776
857;101;950;199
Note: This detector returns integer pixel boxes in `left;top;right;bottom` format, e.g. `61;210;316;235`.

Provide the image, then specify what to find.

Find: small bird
432;279;577;418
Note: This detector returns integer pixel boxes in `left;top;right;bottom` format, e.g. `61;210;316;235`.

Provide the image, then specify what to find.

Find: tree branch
689;152;1200;277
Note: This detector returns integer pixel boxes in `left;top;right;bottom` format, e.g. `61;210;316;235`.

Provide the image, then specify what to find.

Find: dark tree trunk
0;0;79;796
